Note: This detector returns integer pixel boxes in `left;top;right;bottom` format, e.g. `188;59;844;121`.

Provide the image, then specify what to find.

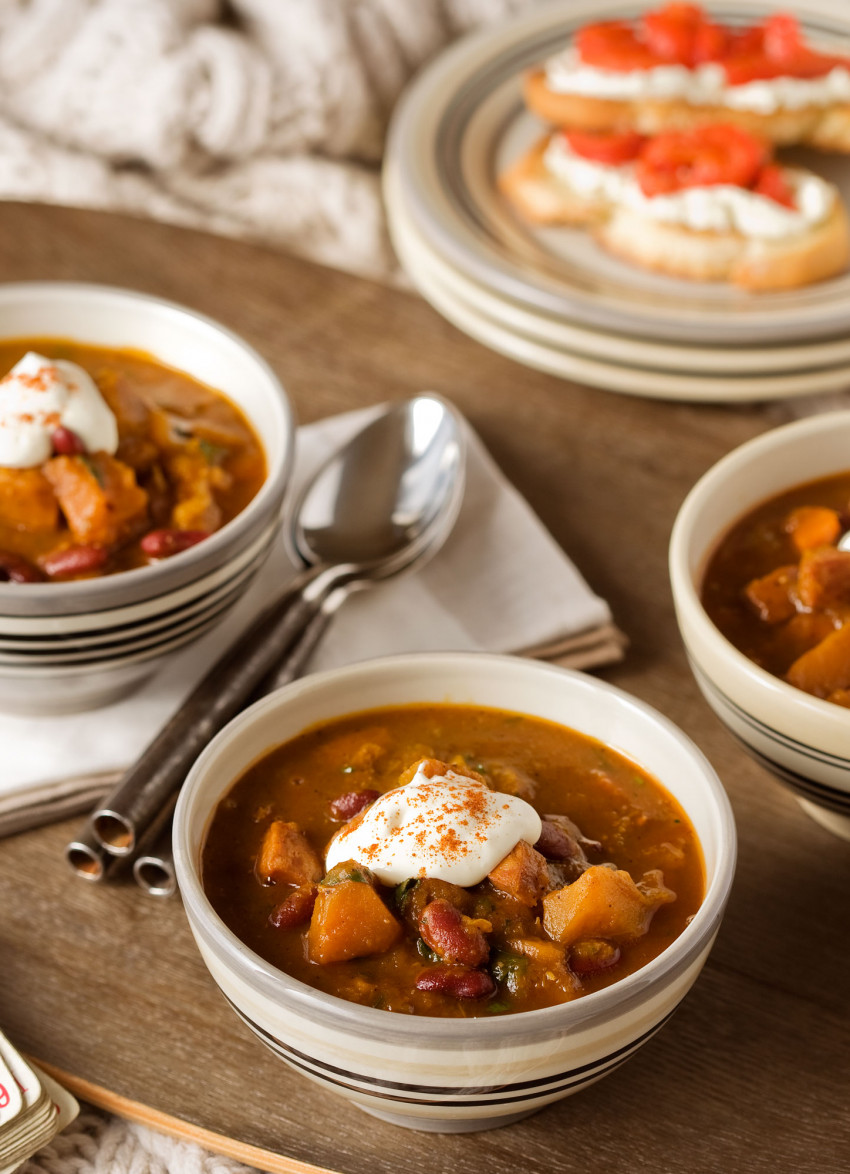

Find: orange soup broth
202;704;705;1018
0;338;265;573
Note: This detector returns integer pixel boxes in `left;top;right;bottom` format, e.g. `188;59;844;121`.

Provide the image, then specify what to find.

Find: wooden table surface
0;203;848;1174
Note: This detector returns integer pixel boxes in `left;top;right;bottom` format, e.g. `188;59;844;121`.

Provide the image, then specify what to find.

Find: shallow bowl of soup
669;410;850;841
173;652;735;1133
0;282;294;714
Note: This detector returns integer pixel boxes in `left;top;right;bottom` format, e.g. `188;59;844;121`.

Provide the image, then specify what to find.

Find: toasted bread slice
597;203;850;290
497;137;606;226
498;136;850;291
524;68;850;153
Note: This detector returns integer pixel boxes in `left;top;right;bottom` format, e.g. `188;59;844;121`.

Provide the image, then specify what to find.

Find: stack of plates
384;0;850;402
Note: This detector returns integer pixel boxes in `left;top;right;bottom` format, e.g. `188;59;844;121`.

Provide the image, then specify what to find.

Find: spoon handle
83;562;343;858
261;581;354;693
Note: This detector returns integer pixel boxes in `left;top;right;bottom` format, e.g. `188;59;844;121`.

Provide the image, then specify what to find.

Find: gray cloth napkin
0;406;625;836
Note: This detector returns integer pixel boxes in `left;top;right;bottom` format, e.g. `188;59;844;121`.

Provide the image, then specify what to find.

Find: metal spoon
74;393;466;863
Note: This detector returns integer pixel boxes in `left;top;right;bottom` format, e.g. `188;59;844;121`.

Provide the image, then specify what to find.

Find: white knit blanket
0;0;534;282
3;1;540;1170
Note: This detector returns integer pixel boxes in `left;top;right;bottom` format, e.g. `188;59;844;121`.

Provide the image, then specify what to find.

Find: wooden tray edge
30;1057;342;1174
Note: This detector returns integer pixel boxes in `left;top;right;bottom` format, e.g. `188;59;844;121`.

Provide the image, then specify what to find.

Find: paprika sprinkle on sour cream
325;760;542;886
0;353;118;469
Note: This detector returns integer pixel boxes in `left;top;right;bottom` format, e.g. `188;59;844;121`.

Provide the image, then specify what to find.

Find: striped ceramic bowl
173;652;736;1133
0;283;294;715
670;411;850;842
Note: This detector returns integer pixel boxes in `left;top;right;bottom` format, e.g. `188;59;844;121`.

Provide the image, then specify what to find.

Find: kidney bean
140;529;211;558
40;545;107;578
420;899;489;967
329;788;381;821
536;816;601;881
415;967;496;1000
268;884;318;931
534;819;575;861
570;939;621;976
0;551;43;583
50;426;86;455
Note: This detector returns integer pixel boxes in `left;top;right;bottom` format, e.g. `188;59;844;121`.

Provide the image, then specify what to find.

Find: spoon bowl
292;393;465;583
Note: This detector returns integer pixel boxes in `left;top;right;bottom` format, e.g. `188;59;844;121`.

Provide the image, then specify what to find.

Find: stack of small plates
384;0;850;402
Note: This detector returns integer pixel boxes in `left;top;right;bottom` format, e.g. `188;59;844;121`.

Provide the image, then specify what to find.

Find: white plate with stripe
389;183;850;401
386;167;850;379
387;0;850;346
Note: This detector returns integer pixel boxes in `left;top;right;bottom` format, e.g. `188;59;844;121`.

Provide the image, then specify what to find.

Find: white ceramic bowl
670;410;850;842
0;282;294;714
173;652;736;1134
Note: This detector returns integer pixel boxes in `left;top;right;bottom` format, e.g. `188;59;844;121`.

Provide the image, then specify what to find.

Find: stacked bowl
670;410;850;842
0;283;294;715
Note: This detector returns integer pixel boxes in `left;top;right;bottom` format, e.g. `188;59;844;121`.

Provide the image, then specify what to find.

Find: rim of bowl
173;651;737;1045
0;281;295;605
669;409;850;730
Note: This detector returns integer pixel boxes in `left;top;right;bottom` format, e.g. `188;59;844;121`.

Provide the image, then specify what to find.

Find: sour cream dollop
324;763;543;887
0;352;119;469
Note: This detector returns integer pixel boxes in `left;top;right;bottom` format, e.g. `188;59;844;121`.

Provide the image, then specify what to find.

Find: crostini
525;4;850;153
499;123;850;290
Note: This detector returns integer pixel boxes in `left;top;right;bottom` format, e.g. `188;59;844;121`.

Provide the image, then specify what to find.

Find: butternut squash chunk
504;937;580;1002
0;467;59;532
164;447;223;533
744;565;798;625
488;839;549;907
43;453;148;547
256;820;323;886
397;756;486;788
308;873;402;964
771;612;837;667
542;865;676;948
786;623;850;698
797;547;850;610
785;506;841;554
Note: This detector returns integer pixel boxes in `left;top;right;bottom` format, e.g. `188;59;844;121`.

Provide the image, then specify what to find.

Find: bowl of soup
669;410;850;841
173;652;735;1133
0;282;294;714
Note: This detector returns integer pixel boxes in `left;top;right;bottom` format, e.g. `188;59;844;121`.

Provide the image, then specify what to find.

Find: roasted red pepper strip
565;129;645;164
574;5;850;82
635;124;768;197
